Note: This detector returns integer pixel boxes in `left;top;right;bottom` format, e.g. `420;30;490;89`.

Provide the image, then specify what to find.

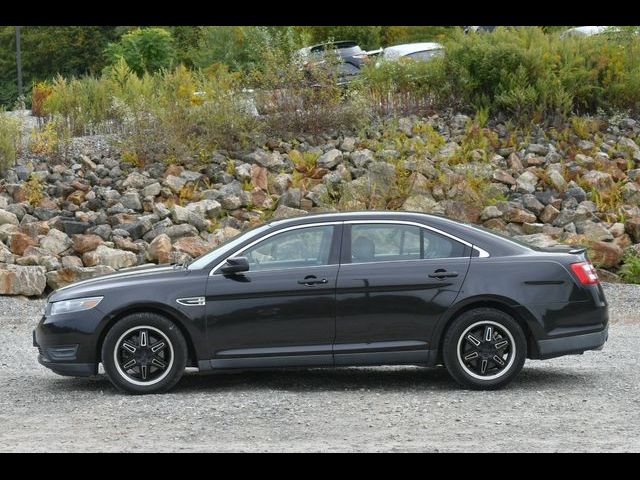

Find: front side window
350;224;466;264
242;225;334;272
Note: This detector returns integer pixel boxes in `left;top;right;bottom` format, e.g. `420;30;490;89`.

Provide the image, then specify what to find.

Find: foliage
619;250;640;284
23;173;44;206
105;28;177;76
0;111;20;171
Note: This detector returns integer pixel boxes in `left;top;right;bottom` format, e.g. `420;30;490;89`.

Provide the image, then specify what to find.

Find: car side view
33;211;609;394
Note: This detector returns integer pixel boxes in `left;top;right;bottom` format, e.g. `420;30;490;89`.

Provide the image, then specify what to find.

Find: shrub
31;82;53;117
105;28;177;76
619;251;640;284
0;111;20;171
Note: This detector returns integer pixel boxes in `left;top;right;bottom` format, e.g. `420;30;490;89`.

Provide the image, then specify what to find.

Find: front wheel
443;308;527;390
101;313;187;394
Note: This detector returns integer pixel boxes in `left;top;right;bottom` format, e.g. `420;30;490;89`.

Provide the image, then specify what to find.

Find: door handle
428;270;459;279
297;276;328;286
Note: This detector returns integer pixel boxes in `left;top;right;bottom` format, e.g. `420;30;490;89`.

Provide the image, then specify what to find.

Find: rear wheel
443;308;526;390
101;313;187;394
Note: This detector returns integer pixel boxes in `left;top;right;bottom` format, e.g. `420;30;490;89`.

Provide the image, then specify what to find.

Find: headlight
50;296;104;316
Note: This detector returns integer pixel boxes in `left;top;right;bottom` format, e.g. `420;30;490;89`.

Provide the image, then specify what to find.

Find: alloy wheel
456;320;516;380
113;326;174;386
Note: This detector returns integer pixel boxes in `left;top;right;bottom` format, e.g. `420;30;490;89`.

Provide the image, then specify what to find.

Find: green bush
619;251;640;284
0;111;20;171
105;28;177;76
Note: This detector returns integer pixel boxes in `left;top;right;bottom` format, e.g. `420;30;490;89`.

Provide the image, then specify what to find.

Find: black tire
443;308;527;390
101;312;187;394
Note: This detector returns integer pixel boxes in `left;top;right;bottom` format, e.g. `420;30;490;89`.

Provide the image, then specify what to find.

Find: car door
334;221;471;366
204;223;342;368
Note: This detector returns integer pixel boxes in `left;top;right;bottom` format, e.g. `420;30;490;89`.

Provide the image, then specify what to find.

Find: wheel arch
96;304;200;368
434;295;540;362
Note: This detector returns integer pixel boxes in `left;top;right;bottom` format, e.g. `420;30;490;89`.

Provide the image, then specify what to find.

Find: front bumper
535;324;608;360
33;306;104;377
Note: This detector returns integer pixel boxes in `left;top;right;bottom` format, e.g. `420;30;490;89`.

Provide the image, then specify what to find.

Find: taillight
570;261;599;285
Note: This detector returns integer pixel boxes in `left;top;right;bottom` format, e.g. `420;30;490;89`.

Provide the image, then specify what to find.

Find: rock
121;219;153;240
522;222;545;234
83;245;138;270
492;170;516;186
0;209;19;226
247;150;285;170
173;237;212;258
522;194;545;215
579;221;614;242
142;182;162;198
581;170;613;191
185;199;222;219
512;233;558;248
277;188;302;209
72;234;103;254
548;170;567;191
610;222;625;238
341;137;356;152
588;241;623;268
46;265;115;290
8;232;37;256
40;229;73;255
57;219;90;236
507;152;524;173
480;205;503;221
527;143;549;156
0;243;14;263
0;264;46;296
503;206;537;224
317;149;343;169
539;204;561;224
272;205;308;219
250;165;268;191
164;175;188;193
515;171;538;194
624;217;640;243
564;186;587;204
61;255;83;269
351;149;375;168
163;224;199;242
147;234;173;264
402;195;444;214
120;192;142;211
122;171;148;189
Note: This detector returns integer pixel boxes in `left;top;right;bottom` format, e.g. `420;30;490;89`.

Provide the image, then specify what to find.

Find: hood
49;263;189;302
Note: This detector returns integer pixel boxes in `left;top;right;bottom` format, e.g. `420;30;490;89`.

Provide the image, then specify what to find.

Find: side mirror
220;256;250;275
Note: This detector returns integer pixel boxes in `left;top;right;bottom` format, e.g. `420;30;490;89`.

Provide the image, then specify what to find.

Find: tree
105;27;177;76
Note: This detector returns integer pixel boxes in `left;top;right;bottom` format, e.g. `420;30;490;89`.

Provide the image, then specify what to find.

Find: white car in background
378;42;444;64
560;26;617;38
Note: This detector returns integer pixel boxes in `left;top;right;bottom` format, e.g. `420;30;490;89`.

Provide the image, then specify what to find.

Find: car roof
383;42;444;57
267;211;530;257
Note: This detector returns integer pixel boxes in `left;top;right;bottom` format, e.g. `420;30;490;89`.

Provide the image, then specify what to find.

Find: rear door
333;221;471;365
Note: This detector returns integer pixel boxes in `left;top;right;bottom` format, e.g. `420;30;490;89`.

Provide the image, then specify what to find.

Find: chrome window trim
209;222;342;276
209;218;490;276
344;220;490;259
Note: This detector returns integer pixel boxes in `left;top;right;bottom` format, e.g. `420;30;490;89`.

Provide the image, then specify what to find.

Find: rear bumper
535;325;608;360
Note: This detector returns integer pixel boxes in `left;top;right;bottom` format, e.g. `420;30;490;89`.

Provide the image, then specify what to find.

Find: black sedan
34;211;609;394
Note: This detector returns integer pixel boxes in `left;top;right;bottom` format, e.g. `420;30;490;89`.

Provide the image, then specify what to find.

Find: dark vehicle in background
34;211;608;394
295;41;370;85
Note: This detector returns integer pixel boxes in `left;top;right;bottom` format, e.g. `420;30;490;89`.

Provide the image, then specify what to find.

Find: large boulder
82;245;137;270
40;229;73;255
46;265;115;290
0;264;46;296
72;234;103;254
146;234;173;264
173;237;212;258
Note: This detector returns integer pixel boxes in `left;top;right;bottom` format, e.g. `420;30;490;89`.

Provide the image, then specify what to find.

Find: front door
334;221;470;365
205;223;341;368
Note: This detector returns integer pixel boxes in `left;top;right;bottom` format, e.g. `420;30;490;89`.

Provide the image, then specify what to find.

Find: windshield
187;223;272;270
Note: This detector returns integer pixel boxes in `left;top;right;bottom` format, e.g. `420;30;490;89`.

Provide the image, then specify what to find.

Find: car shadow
45;365;591;396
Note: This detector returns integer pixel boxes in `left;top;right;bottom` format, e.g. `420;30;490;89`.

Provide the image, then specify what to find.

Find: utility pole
16;26;23;101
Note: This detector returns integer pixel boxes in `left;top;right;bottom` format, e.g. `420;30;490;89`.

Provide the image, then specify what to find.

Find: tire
101;312;187;394
443;308;527;390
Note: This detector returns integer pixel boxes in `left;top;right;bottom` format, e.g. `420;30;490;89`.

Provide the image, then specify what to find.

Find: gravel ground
0;283;639;452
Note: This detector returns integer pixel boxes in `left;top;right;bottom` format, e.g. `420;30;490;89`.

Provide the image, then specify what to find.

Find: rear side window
349;224;466;264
